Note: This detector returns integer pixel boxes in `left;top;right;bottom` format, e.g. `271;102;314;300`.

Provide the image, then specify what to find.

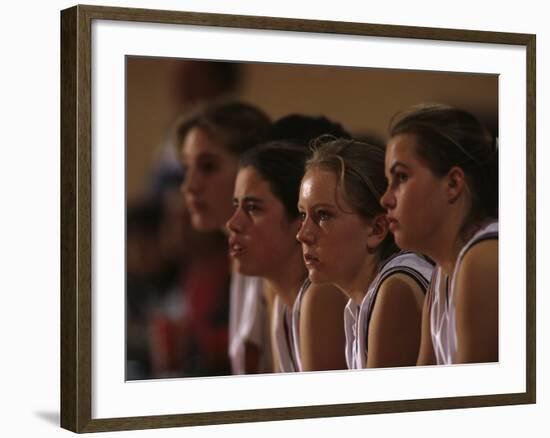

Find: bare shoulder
377;272;426;308
367;272;424;368
299;283;347;371
458;239;498;279
454;238;498;363
454;238;498;304
301;283;347;312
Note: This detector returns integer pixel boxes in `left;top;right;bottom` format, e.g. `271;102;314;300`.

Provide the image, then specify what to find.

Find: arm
454;240;498;364
299;284;348;371
366;273;425;368
265;286;281;373
417;284;436;366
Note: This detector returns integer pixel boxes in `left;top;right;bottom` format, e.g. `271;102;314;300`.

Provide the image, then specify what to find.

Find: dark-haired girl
381;104;498;365
227;142;348;372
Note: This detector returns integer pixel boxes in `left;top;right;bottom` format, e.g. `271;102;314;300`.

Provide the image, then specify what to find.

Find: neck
337;254;380;307
265;248;307;308
426;216;488;278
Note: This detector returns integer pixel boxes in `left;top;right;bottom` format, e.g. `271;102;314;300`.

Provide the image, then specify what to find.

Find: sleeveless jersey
273;278;310;372
228;273;272;374
289;277;312;372
344;251;434;369
430;221;498;365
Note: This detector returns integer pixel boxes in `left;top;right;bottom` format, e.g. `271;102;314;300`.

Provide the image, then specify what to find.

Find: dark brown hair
239;141;310;221
389;104;498;227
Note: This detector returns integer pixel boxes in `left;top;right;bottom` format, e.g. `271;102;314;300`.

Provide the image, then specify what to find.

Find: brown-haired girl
380;104;498;365
177;101;273;375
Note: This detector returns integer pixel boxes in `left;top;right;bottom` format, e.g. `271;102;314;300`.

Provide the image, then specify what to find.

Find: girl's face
226;167;301;278
297;168;374;286
180;127;239;231
380;133;449;253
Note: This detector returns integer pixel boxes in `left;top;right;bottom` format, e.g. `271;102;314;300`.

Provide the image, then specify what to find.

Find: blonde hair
306;136;397;260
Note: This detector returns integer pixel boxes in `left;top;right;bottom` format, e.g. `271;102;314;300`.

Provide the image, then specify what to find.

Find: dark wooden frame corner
60;4;536;433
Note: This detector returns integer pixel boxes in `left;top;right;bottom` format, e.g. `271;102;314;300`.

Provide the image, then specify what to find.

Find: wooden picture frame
60;4;536;433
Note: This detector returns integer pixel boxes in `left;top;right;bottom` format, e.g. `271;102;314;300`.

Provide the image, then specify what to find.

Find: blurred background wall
126;57;498;200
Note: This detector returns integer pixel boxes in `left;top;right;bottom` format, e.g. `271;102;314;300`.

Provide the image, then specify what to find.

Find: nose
181;167;201;194
296;216;315;245
226;206;244;234
380;187;395;210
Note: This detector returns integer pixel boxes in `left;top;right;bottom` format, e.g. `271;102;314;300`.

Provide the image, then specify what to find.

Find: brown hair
389;104;498;228
305;137;398;261
175;101;270;156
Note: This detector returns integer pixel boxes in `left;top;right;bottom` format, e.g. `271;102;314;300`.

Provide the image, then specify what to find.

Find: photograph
125;57;500;381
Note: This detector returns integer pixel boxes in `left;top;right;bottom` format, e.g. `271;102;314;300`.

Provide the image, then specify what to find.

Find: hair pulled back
305;137;398;261
176;101;270;156
389;104;498;225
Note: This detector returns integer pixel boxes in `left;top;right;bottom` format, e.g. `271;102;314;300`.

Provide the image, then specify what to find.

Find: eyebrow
389;161;410;174
181;151;219;162
234;196;264;205
243;196;263;203
298;202;336;210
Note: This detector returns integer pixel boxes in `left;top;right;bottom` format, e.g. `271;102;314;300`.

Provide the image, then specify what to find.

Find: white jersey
289;278;311;372
344;252;434;369
228;273;272;374
273;278;310;372
430;221;498;365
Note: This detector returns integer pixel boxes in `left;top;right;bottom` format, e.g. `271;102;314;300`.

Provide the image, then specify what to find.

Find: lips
185;197;208;212
228;237;245;258
387;217;398;232
303;253;320;266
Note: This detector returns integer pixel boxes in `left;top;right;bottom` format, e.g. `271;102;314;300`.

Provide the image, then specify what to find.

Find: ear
446;166;466;203
366;214;389;252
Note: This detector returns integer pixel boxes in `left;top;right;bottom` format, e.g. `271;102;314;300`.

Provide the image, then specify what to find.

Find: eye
198;161;217;174
395;172;408;184
298;212;306;222
317;210;332;222
199;162;216;173
244;202;260;214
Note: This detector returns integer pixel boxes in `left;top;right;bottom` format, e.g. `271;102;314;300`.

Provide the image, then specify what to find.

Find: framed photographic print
60;4;536;433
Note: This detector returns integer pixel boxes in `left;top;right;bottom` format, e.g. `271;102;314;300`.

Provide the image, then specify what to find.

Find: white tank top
289;278;311;372
228;273;272;374
430;221;498;365
344;252;434;369
273;278;310;372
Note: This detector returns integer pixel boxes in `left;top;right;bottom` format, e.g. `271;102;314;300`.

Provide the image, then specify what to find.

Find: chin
394;232;420;253
307;269;329;285
392;229;406;248
233;260;260;277
190;214;217;232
